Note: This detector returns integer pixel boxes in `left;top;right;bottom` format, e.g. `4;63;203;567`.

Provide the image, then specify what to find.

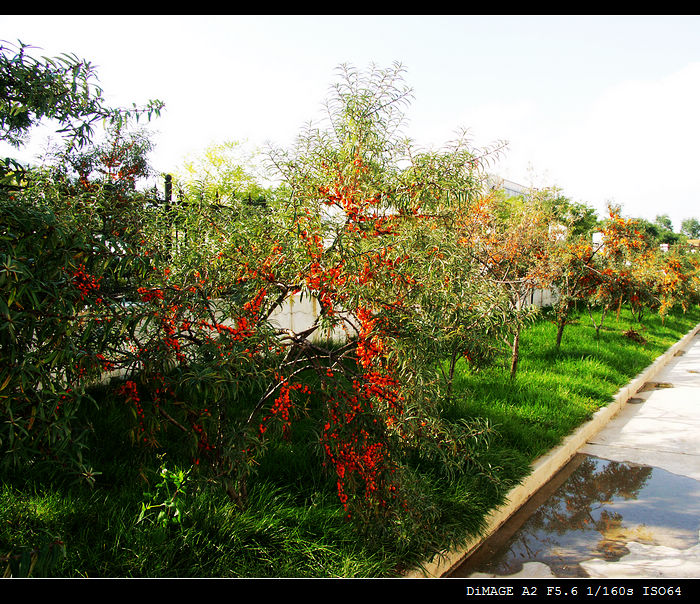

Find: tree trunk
587;303;606;340
510;328;520;379
225;476;247;510
555;317;566;351
446;345;460;403
596;306;607;339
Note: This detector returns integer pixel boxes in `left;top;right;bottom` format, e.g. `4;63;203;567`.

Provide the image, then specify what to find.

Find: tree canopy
0;39;163;186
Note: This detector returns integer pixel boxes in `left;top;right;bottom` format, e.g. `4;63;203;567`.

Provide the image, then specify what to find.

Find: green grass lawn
2;304;699;577
448;306;700;462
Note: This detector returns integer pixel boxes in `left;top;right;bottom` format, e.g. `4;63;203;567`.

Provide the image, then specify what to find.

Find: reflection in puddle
450;454;700;578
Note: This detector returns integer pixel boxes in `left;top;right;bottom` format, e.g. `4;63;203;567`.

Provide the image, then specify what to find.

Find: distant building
501;178;529;199
486;175;529;199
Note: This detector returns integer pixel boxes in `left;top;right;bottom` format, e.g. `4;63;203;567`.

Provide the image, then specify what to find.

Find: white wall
267;292;356;343
526;286;560;308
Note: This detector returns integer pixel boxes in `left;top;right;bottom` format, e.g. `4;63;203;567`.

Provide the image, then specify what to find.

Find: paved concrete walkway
458;330;700;579
581;333;700;481
574;332;700;578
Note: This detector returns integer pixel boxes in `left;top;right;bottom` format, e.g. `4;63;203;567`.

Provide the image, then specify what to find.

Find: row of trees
2;42;700;531
637;214;700;244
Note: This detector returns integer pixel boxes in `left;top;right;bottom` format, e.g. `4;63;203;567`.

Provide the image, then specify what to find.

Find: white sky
3;14;700;228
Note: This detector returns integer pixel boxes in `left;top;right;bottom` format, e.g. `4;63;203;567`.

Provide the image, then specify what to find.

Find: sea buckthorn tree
652;247;700;319
455;189;560;377
581;205;699;331
594;206;659;324
549;236;599;350
241;62;513;526
540;191;603;351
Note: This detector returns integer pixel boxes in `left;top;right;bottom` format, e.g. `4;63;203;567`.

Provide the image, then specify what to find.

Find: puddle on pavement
449;453;700;578
638;381;674;391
